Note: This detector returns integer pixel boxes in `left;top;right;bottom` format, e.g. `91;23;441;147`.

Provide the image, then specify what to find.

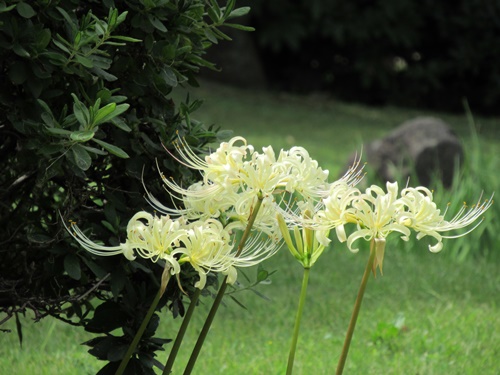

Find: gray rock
347;117;463;187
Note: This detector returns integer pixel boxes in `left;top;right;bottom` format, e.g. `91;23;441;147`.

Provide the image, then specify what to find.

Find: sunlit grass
156;242;500;374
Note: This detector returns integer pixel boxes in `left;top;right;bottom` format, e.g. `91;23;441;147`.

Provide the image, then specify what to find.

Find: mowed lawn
1;82;499;374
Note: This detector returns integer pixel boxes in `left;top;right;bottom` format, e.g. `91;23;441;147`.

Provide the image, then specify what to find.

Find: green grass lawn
3;248;499;374
1;82;499;374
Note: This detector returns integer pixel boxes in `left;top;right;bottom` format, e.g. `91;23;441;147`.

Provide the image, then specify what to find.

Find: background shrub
0;0;248;373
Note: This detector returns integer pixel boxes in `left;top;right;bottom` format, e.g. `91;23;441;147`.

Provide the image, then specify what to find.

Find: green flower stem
182;276;229;375
116;287;163;375
286;266;311;375
162;288;202;374
335;240;376;375
183;196;264;375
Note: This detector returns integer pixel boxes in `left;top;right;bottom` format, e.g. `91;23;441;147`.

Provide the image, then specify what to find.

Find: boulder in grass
347;117;463;187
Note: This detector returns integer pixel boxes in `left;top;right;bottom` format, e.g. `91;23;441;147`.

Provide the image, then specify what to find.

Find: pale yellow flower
172;219;235;289
313;181;360;245
399;187;494;252
279;146;330;198
65;211;188;275
171;136;250;185
347;182;411;274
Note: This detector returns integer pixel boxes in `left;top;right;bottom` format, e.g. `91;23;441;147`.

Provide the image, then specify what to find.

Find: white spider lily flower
172;219;236;289
347;182;411;274
171;218;281;289
226;194;282;239
64;211;189;275
399;187;494;252
125;212;188;265
157;137;332;216
171;136;250;185
313;181;360;245
239;145;286;196
280;146;330;198
278;157;365;247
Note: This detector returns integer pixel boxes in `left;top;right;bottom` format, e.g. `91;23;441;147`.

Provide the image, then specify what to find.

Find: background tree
242;0;500;114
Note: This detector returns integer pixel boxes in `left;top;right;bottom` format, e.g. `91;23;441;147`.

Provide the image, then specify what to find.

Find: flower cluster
283;179;493;273
147;137;330;236
66;136;332;289
66;135;493;287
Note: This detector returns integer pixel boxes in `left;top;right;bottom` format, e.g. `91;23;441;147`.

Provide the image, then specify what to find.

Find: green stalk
183;196;264;375
162;288;202;374
116;288;163;375
335;240;376;375
286;266;311;375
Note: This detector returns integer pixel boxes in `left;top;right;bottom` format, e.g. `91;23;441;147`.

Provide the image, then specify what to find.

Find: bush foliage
248;0;500;114
0;0;249;373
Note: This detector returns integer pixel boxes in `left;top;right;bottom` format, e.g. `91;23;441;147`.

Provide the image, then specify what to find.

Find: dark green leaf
108;8;118;28
257;269;269;283
82;145;107;155
35;29;52;51
72;94;90;127
222;0;236;19
0;3;16;13
91;67;118;82
115;10;128;25
85;301;128;333
71;144;92;170
88;336;119;360
53;38;71;54
92;102;116;124
100;220;114;233
80;258;108;279
206;6;220;23
16;2;36;18
95;103;129;126
227;7;251;20
203;29;218;44
75;54;94;68
223;23;255;32
70;130;95;142
28;79;43;99
110;117;131;132
56;7;77;33
161;68;178;87
41;51;67;65
89;56;112;70
45;127;72;136
31;62;52;79
93;138;129;158
110;267;126;298
12;43;30;58
147;14;167;32
64;253;82;280
210;27;232;41
216;129;234;140
107;344;128;362
110;35;142;43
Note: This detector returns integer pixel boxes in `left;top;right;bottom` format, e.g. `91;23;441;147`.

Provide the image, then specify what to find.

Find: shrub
0;0;249;373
